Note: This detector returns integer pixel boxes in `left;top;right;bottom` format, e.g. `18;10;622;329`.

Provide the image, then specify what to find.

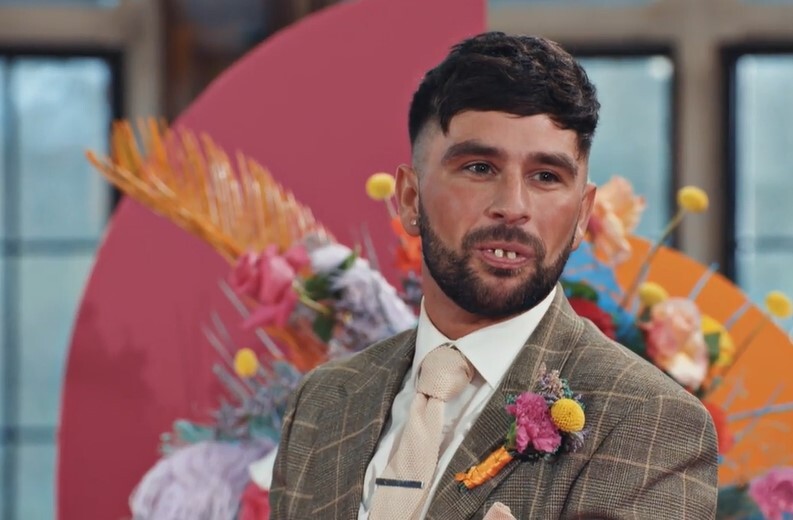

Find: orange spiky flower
86;118;332;264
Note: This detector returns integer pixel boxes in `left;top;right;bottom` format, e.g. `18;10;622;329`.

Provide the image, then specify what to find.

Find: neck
420;273;523;340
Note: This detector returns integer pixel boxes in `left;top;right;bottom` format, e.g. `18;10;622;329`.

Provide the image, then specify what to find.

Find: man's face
396;111;596;319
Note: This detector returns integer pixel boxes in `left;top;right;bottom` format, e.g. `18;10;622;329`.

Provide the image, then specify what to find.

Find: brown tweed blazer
270;287;719;519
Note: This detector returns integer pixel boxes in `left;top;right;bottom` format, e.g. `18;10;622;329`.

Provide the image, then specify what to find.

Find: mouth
475;242;534;269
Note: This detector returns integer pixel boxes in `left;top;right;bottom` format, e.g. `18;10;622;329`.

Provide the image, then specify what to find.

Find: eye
534;171;561;183
464;162;494;175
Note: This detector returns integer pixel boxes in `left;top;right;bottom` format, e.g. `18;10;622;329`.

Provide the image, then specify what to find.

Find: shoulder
571;319;700;403
564;319;713;446
293;328;416;402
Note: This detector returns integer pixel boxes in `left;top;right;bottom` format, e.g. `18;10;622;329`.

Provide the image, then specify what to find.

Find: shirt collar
415;286;557;389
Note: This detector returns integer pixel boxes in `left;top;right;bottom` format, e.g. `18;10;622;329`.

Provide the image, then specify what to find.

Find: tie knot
416;344;473;401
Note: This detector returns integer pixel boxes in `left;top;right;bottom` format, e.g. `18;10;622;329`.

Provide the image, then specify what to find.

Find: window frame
0;3;161;518
722;43;793;283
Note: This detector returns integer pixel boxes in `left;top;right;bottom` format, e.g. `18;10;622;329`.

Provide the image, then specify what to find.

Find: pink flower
505;392;561;454
229;252;263;299
228;244;309;329
587;176;646;265
749;467;793;520
642;298;708;389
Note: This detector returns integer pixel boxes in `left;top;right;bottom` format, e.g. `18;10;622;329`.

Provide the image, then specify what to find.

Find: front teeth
493;248;518;260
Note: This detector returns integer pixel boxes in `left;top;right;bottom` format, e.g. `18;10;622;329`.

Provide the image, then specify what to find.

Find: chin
478;263;534;280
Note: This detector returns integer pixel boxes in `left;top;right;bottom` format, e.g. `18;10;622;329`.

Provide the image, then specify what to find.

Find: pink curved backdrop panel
57;1;485;518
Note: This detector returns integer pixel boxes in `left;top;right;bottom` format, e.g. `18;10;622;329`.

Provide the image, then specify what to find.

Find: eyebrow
441;139;579;179
527;151;579;179
441;140;505;165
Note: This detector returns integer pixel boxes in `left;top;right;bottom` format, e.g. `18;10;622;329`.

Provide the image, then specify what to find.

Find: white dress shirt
358;287;556;519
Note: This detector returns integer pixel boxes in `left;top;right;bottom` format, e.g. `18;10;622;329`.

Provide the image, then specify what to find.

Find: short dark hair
408;32;600;156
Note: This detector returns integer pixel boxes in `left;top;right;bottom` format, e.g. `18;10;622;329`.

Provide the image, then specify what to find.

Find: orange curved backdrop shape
57;1;485;519
618;237;793;485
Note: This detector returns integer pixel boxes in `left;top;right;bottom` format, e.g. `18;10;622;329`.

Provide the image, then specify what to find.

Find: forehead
414;111;584;169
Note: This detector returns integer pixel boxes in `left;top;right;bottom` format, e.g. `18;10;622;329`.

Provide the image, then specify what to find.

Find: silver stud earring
410;218;417;226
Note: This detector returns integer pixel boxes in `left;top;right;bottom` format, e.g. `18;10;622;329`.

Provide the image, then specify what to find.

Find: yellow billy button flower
550;398;585;433
677;186;709;213
765;291;793;319
234;348;259;379
638;282;669;308
701;314;735;367
365;172;396;201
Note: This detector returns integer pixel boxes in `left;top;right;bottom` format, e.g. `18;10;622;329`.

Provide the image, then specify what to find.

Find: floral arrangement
559;176;793;519
88;120;793;519
88;120;418;519
454;365;587;490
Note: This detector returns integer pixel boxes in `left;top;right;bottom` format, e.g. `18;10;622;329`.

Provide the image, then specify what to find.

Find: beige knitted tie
369;343;473;520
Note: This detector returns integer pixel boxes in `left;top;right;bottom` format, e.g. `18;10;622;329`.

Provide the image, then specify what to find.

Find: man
271;32;718;519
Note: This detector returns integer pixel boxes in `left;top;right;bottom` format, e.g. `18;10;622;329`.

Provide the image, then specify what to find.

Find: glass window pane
0;257;5;428
579;55;674;238
18;253;95;427
0;58;6;239
736;250;793;306
0;444;6;520
0;0;117;6
16;443;56;520
11;57;111;241
735;55;793;237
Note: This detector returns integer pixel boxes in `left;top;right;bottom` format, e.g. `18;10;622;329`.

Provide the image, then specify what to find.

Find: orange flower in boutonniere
455;365;588;490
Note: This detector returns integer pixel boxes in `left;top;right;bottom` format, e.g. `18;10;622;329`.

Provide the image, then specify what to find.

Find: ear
572;182;596;250
395;163;420;237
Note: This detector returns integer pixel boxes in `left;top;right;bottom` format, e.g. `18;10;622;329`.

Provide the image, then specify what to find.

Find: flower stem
385;198;398;219
298;294;333;316
620;209;685;309
292;281;333;316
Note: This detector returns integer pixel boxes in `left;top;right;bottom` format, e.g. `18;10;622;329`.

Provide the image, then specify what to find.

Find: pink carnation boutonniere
455;364;588;490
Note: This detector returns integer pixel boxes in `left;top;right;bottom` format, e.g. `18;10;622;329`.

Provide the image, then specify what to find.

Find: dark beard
418;202;573;319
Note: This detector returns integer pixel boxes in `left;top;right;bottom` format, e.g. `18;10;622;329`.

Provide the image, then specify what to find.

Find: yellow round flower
765;291;793;319
638;282;669;308
550;398;585;433
365;172;396;200
234;348;259;379
677;186;709;213
701;314;735;367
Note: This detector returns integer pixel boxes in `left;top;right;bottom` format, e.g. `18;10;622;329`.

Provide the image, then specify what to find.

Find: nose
486;173;530;225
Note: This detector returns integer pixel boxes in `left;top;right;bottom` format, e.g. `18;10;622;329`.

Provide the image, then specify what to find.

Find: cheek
423;186;483;238
538;199;581;244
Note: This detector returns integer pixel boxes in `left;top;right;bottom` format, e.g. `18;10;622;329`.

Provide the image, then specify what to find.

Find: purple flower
129;439;273;519
505;392;562;454
749;467;793;520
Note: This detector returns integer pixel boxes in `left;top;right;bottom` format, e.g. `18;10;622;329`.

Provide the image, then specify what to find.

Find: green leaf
704;332;721;365
172;420;214;444
617;324;648;359
248;416;281;442
303;275;331;301
561;279;599;302
338;251;359;271
504;422;517;451
716;485;762;518
312;314;335;342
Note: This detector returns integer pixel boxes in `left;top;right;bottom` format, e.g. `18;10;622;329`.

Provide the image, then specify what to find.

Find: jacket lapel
426;288;585;519
310;329;417;519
